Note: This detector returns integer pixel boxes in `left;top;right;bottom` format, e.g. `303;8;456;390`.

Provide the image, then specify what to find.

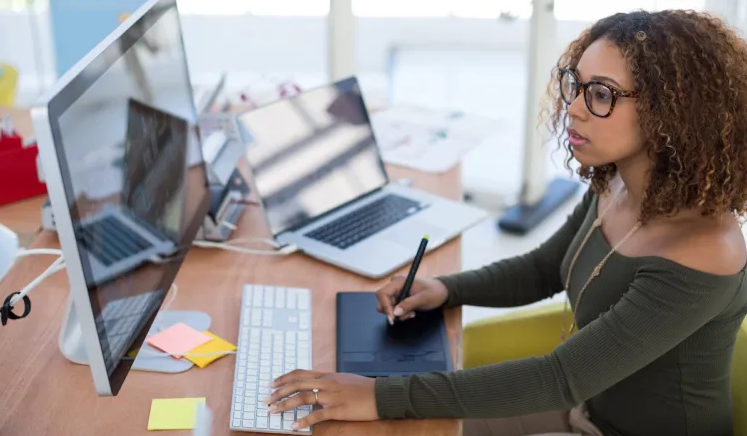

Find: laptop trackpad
385;219;447;247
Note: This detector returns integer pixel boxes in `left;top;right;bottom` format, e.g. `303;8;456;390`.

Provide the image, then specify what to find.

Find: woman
266;9;747;436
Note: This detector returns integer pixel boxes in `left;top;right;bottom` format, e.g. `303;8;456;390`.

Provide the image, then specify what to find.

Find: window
177;0;251;15
352;0;706;19
450;0;531;19
0;0;25;10
248;0;329;16
177;0;329;16
352;0;450;17
0;0;47;11
554;0;706;21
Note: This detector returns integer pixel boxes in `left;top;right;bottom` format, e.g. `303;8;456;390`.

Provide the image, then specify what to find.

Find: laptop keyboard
305;194;425;250
79;216;153;266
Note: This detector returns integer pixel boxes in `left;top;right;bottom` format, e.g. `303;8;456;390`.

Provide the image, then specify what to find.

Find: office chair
462;302;747;436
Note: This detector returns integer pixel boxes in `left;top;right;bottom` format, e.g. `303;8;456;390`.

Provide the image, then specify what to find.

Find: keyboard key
270;416;282;429
233;419;241;428
298;294;310;310
242;419;254;428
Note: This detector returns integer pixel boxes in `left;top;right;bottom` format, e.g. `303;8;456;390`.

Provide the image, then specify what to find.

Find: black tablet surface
335;291;453;377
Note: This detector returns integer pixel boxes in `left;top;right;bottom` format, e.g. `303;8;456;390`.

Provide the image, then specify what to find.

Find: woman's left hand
265;369;379;430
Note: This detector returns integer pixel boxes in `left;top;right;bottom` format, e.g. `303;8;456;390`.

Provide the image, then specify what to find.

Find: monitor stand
58;295;211;373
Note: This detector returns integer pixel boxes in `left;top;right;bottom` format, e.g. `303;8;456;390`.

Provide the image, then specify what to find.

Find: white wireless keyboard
230;284;314;434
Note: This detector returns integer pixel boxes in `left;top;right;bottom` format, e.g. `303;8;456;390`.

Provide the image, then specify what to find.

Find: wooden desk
0;111;464;436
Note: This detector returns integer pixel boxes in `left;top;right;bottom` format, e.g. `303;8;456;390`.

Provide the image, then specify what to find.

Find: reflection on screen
50;0;210;387
122;98;187;242
241;77;388;236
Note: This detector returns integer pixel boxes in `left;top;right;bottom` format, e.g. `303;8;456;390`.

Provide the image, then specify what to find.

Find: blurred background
1;0;743;322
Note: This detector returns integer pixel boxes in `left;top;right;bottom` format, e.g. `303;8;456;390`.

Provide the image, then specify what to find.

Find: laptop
74;99;188;286
240;76;488;278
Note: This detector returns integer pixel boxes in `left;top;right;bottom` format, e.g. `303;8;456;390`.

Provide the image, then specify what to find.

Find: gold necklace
561;187;642;341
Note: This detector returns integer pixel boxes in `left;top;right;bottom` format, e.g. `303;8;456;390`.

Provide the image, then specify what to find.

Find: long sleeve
374;262;742;420
436;187;594;308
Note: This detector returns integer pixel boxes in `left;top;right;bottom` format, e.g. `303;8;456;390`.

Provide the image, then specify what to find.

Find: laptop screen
240;77;389;236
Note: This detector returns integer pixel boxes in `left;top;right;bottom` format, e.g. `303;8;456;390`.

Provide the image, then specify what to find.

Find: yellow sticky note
186;331;237;368
147;397;206;430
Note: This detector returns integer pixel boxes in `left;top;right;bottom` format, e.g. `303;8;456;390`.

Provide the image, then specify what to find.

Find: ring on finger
312;388;319;405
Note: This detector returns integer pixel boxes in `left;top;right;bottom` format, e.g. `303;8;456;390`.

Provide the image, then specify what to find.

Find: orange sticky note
186;331;237;368
146;323;212;359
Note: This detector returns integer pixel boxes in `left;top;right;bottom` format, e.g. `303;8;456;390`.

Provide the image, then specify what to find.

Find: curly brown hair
546;9;747;223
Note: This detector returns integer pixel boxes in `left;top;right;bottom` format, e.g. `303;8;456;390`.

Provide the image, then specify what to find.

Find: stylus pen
395;234;429;317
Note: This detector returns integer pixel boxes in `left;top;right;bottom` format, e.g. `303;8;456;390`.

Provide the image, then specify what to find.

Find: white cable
224;237;280;248
9;255;65;307
16;248;64;258
152;283;179;332
160;283;178;314
192;240;297;256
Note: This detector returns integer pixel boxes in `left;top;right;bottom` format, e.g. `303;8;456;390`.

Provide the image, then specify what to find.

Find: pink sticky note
146;323;213;359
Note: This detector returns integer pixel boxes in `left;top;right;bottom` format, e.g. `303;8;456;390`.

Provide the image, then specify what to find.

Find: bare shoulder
658;215;747;276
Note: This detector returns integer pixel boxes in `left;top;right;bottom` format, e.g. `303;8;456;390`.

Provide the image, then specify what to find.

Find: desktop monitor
30;0;210;396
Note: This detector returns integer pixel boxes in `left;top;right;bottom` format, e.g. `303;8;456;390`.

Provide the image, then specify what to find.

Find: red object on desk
0;128;47;206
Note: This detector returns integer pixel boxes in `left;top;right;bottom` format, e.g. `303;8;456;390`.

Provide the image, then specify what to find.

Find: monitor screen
44;0;209;394
240;77;389;236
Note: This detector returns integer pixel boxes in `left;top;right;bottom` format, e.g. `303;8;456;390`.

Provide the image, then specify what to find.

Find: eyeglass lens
561;70;614;117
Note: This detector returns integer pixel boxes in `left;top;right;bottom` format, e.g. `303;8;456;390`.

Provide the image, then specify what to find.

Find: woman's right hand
375;275;449;324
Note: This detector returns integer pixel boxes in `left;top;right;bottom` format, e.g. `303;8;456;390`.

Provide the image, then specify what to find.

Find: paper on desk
146;322;213;359
148;397;206;430
186;331;237;368
371;106;504;173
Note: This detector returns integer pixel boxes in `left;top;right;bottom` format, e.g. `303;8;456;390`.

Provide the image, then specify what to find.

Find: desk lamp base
497;177;580;235
58;295;211;373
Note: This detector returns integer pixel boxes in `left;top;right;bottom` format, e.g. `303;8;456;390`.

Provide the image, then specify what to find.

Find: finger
393;292;429;318
376;276;405;321
271;369;322;388
393;310;417;321
292;407;335;431
267;380;326;405
268;390;316;414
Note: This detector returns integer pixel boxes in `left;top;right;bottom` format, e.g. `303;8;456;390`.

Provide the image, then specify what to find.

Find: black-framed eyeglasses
558;68;638;118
